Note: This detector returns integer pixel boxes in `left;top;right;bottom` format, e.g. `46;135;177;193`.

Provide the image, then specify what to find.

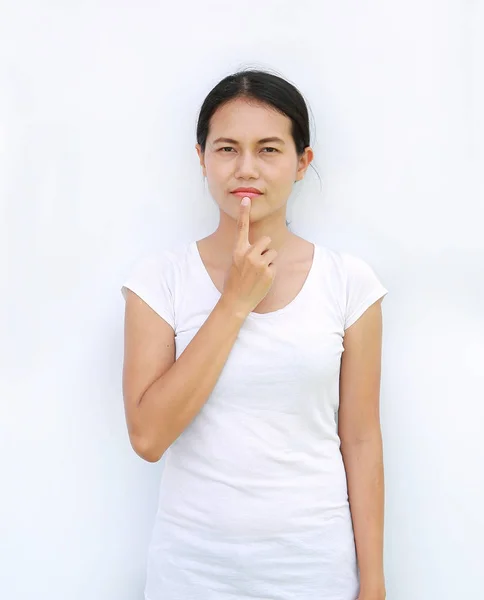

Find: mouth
230;188;263;198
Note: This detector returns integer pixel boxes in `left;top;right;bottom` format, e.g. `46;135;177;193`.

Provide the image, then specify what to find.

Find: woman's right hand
221;197;278;317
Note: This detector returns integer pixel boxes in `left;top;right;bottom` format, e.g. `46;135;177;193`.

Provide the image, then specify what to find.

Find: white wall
1;1;483;598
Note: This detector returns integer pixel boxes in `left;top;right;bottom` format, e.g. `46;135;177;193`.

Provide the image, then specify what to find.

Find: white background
1;1;483;599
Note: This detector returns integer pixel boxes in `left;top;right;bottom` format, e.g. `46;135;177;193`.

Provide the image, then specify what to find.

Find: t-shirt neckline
191;240;318;320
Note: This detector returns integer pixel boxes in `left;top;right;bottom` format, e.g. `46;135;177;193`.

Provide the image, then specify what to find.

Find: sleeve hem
121;284;175;331
344;287;388;331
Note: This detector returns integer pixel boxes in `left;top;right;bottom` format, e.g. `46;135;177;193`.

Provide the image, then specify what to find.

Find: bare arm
338;299;386;599
123;293;246;462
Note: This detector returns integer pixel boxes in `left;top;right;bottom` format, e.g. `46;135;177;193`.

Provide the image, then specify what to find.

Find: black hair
196;68;320;227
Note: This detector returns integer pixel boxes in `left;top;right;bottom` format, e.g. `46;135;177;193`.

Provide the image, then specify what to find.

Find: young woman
121;69;388;600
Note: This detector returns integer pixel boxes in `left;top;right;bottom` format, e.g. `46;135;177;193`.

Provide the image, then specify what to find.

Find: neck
217;204;293;249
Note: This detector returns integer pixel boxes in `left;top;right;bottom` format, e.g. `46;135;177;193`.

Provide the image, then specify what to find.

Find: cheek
272;161;298;186
270;154;297;174
205;157;230;181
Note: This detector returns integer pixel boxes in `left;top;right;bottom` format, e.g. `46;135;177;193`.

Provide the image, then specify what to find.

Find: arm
122;196;277;463
338;299;386;599
122;292;246;462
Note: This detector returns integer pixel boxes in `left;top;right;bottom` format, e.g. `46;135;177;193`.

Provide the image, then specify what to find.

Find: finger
235;197;251;250
251;235;272;255
261;248;277;266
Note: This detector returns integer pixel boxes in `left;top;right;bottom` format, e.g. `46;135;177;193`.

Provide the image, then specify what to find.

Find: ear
295;147;314;182
195;144;207;177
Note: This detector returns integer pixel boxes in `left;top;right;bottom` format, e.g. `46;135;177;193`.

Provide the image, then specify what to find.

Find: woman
121;69;388;600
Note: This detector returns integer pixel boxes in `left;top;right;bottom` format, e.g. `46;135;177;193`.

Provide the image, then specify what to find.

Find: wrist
358;580;386;599
216;295;250;322
217;294;250;321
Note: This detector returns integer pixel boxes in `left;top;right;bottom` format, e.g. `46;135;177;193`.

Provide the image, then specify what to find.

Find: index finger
235;196;251;250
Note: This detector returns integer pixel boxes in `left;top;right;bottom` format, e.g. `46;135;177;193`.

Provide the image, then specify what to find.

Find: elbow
130;434;165;463
138;448;163;463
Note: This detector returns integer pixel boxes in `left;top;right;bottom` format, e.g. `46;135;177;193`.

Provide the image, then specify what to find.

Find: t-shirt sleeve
121;253;175;330
341;252;388;330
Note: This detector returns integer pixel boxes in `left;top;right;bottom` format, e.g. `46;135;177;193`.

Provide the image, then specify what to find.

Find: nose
234;151;259;180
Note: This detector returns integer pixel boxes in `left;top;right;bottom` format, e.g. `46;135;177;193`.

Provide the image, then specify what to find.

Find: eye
218;146;278;154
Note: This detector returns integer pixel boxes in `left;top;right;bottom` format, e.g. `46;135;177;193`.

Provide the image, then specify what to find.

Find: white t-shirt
121;240;388;600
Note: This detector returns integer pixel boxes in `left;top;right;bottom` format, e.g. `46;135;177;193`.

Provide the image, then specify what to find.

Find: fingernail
241;197;250;206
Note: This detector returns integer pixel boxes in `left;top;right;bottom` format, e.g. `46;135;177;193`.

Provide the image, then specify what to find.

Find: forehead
208;97;292;140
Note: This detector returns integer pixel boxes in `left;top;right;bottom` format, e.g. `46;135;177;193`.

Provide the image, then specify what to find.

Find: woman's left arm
338;299;386;600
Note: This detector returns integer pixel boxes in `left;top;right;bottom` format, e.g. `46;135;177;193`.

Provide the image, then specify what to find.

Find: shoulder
316;244;385;283
120;241;194;326
315;244;388;330
315;243;374;274
123;241;193;282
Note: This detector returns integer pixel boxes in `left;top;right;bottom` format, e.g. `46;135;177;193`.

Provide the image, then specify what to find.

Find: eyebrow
212;137;286;145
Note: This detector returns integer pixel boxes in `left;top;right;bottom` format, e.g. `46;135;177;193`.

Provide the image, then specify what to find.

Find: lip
231;188;263;198
231;191;262;199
